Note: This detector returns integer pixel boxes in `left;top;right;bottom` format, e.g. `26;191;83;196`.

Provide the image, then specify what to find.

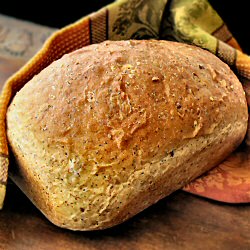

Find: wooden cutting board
0;14;249;250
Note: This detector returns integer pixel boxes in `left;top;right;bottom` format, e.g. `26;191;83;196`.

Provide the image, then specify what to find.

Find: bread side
7;40;248;230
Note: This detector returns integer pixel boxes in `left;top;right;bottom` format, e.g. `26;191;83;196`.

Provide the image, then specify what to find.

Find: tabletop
0;14;249;250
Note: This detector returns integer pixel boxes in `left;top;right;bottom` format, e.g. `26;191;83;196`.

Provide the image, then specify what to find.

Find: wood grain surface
0;14;249;250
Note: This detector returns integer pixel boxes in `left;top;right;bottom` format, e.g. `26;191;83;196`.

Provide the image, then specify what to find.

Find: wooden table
0;14;249;250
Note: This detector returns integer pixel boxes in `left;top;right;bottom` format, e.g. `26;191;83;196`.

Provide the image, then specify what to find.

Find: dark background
0;0;249;53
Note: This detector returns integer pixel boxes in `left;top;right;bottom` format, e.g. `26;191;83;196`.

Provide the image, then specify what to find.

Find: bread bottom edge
9;121;246;231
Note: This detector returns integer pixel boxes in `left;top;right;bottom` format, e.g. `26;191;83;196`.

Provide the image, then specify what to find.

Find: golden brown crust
7;40;248;230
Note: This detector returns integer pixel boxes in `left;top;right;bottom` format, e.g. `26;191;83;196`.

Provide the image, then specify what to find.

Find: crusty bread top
9;40;247;158
7;40;248;229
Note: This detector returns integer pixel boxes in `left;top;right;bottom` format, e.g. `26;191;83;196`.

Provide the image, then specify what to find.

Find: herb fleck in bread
7;40;248;230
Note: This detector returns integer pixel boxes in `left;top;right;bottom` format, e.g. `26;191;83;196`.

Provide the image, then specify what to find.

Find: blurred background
0;0;249;53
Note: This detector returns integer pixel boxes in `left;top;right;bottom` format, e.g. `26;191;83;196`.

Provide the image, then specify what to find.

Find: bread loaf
7;40;248;230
